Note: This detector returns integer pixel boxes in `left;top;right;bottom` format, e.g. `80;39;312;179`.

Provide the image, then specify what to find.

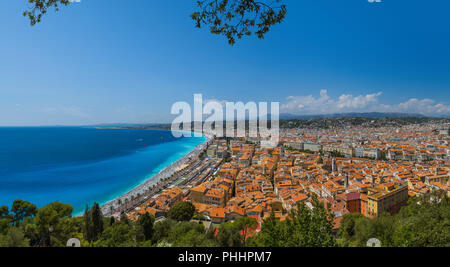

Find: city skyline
1;0;450;126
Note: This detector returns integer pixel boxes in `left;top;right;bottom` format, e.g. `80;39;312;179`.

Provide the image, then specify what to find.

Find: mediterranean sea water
0;127;205;215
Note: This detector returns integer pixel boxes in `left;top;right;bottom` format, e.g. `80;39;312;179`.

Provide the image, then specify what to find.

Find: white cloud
336;92;382;109
281;90;450;116
381;98;450;115
281;90;382;114
282;90;333;114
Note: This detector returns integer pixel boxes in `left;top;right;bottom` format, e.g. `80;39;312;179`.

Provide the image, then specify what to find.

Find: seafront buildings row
122;122;449;231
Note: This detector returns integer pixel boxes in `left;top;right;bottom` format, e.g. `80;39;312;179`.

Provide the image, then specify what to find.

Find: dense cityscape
123;119;449;221
1;117;449;247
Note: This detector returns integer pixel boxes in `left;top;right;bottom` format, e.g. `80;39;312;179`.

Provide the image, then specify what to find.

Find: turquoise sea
0;127;205;215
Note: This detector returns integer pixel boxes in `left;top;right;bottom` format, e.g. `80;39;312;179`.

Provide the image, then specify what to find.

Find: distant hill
87;123;165;127
87;112;448;129
278;112;431;119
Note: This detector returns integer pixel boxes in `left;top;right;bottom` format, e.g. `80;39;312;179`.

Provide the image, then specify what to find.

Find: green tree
216;222;243;247
338;191;450;247
251;211;284;247
283;197;336;247
338;212;384;247
372;213;396;247
0;206;10;220
10;200;38;226
152;219;176;244
150;219;216;247
337;213;364;246
83;204;93;242
234;216;258;247
90;203;104;241
0;227;30;247
120;213;131;225
175;228;215;247
167;221;213;247
0;219;10;235
51;216;86;247
34;201;73;246
392;192;449;247
168;202;196;221
253;196;336;247
23;223;40;247
109;216;115;226
95;220;143;247
137;212;155;241
95;222;133;247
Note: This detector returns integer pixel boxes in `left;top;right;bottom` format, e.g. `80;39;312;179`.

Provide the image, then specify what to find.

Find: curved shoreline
99;131;212;216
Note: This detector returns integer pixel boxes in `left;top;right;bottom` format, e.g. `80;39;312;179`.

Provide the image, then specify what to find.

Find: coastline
98;130;212;216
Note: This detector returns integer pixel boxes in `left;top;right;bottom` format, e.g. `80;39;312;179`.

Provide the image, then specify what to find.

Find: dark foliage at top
23;0;286;45
23;0;70;26
191;0;286;45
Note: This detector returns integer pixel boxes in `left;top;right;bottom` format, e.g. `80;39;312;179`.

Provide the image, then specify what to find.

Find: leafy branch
23;0;71;26
23;0;287;45
191;0;287;45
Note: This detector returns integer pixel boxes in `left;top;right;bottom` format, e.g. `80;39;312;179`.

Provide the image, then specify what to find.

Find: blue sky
0;0;449;126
